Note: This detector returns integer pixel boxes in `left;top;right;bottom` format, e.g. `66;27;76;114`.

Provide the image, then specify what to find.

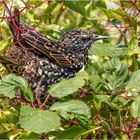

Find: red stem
39;95;49;109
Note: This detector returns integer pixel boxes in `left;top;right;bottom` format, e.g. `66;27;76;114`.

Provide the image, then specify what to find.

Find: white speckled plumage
0;8;109;94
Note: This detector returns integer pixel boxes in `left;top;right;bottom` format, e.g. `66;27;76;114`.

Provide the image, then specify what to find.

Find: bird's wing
21;30;74;68
6;7;75;69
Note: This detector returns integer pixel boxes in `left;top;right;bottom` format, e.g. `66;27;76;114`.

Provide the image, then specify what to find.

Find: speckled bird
0;7;109;94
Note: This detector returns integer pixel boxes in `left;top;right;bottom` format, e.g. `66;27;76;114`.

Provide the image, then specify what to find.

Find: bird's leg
34;86;44;96
35;94;42;108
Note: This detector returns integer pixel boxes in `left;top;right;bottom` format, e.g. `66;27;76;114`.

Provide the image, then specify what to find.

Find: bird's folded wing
21;30;74;68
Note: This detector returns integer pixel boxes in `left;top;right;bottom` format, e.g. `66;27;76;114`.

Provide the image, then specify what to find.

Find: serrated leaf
131;95;140;122
94;95;117;109
103;58;128;90
126;70;140;92
90;43;128;57
20;104;61;134
50;100;91;125
48;71;89;98
0;74;34;102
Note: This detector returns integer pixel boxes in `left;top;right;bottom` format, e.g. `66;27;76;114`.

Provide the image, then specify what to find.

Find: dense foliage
0;0;140;139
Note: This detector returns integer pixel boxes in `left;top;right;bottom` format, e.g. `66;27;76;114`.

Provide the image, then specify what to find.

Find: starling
0;7;109;93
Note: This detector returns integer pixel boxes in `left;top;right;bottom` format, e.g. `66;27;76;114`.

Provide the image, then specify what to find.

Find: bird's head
59;29;109;54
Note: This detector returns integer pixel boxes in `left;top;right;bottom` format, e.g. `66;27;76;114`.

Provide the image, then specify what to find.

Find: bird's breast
25;59;64;90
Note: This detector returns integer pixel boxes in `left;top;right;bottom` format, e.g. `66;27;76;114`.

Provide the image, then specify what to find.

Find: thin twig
39;95;49;109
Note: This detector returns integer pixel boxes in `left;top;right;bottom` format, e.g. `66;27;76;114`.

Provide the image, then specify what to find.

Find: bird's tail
0;56;22;73
0;56;18;65
5;6;20;39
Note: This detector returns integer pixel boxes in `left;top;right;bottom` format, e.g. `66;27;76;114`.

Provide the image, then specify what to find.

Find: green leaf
48;71;89;98
17;132;39;140
85;61;102;92
102;58;128;90
49;126;86;139
104;9;127;20
0;40;8;52
50;100;91;125
44;1;58;13
102;8;137;25
0;129;22;139
0;83;16;99
126;70;140;92
0;74;34;102
90;43;128;57
128;37;139;55
131;95;140;122
63;1;87;16
20;104;61;134
94;95;118;109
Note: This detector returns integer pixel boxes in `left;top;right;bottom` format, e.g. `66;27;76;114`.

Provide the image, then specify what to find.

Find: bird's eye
95;35;98;37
